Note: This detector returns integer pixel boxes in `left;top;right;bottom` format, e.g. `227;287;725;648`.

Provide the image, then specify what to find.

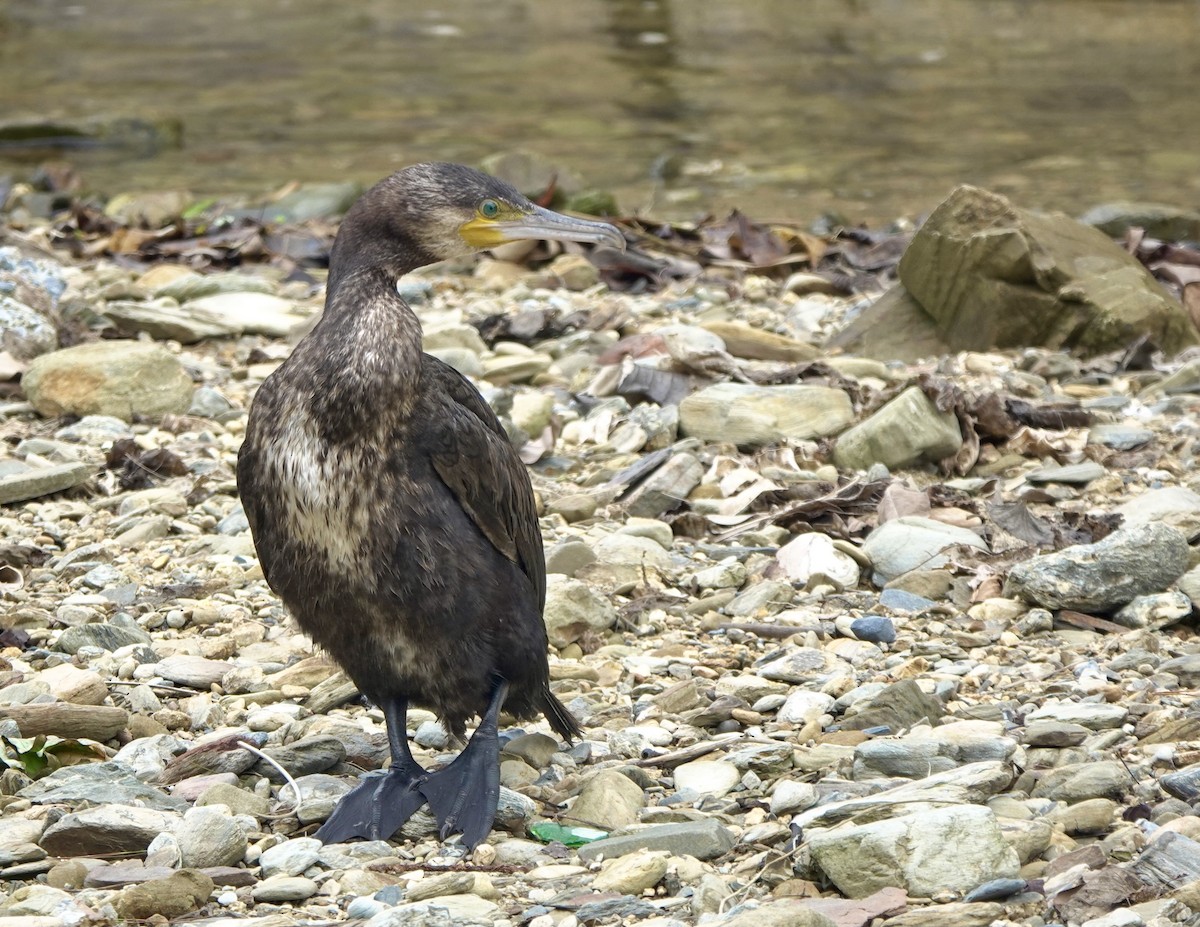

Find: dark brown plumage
236;163;623;849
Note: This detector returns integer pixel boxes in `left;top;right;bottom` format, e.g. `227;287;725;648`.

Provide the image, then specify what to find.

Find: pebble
8;198;1200;927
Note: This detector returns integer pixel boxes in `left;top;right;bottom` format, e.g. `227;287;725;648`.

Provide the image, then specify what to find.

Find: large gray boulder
831;185;1196;360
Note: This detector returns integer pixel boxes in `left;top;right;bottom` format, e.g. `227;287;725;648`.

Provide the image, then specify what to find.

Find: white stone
777;690;835;725
673;760;740;798
776;533;860;588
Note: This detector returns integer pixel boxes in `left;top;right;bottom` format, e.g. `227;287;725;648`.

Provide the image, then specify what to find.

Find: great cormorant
237;162;624;849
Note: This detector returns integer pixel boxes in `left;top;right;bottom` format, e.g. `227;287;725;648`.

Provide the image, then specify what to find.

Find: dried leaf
987;499;1055;548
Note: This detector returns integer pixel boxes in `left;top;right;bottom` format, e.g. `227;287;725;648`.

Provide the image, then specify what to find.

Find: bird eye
480;199;500;219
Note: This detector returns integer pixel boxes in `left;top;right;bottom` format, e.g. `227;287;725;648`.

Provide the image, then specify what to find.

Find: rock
1114;485;1200;532
897;185;1197;355
1024;701;1126;730
595;532;670;569
837;679;944;732
0;817;46;865
543;575;618;648
156;654;234;689
1003;521;1188;612
849;616;896;644
260;837;323;877
38;805;181;856
624;452;705;518
0;461;91;504
833;386;962;471
547;253;599;290
673;760;741;798
503;732;559;769
565;769;645;831
35;664;107;705
174;807;246;868
1080;201;1200;241
577;819;735;862
186;292;307;337
862;516;989;584
253;736;346;780
114;869;214;921
679;383;855;447
547;492;596;523
195;782;270;817
827;286;953;364
593;849;669;894
258;181;363;222
251;875;319;902
771;780;819;816
1031;761;1128;802
1112;591;1191;630
22;340;194;420
56;621;151;653
777;690;836;726
403;871;476;901
700;321;820;363
716;901;838;927
808;804;1019;899
545;538;597;577
776;533;860;588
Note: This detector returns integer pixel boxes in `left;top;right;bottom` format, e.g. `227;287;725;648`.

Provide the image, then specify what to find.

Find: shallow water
2;0;1199;222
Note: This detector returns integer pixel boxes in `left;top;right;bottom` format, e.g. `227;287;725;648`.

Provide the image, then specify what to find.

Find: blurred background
2;0;1198;223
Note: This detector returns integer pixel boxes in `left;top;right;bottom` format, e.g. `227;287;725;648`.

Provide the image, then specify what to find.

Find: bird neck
305;265;425;434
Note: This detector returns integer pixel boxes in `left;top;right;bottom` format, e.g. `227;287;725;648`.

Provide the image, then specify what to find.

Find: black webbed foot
418;680;508;850
315;696;427;844
315;764;425;843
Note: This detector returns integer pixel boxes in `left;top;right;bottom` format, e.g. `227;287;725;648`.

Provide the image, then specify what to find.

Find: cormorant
237;163;625;849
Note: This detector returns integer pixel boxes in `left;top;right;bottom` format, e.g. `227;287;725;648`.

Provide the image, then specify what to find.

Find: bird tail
540;686;583;743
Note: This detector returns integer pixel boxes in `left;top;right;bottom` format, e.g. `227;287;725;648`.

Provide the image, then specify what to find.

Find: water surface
2;0;1198;222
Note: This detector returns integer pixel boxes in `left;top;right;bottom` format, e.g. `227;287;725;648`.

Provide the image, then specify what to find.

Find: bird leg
418;679;509;851
315;697;427;843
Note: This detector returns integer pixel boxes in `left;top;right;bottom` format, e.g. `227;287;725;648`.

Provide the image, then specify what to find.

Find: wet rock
898;185;1197;355
679;383;854;447
808;804;1019;898
1004;521;1188;612
833;386;962;471
114;869;214;920
577;818;735;862
22;340;194;420
862;516;988;584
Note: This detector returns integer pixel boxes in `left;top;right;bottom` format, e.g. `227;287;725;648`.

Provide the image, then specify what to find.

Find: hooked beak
461;205;626;252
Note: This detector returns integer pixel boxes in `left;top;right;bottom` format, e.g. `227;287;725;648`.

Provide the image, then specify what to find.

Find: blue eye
480;199;500;218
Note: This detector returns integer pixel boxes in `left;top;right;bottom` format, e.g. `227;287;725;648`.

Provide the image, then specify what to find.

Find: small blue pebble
850;616;896;644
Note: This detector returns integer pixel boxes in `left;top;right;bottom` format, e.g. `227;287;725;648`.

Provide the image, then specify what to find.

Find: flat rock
251;875;319;902
577;818;735;862
260;837;322;877
862;516;988;584
833;385;962;471
716;901;838;927
808;804;1019;899
0;817;46;866
592;849;669;894
22;340;194;420
679;383;854;447
0;462;91;505
1003;521;1188;612
38;805;182;856
114;869;213;921
21;761;183;811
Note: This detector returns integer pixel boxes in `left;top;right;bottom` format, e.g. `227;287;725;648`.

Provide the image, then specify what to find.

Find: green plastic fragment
529;821;608;847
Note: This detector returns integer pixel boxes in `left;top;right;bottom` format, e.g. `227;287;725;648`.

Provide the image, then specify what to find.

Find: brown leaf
105;439;189;490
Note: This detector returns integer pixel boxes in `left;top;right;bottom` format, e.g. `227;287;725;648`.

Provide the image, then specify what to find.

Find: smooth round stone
251;875;318;902
259;837;322;878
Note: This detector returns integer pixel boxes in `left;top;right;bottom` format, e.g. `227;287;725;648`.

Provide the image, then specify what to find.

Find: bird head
333;162;625;279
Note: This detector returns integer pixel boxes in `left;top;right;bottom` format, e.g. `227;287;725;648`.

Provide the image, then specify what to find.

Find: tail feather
540;686;582;743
